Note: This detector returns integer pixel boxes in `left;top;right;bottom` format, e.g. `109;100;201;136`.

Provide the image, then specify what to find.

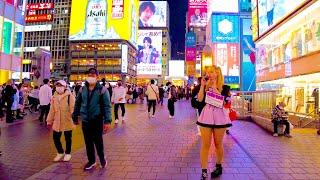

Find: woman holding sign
196;66;232;179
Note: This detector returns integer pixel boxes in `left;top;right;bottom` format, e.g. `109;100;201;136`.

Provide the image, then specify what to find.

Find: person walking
112;80;127;124
38;79;52;123
158;84;165;106
2;81;15;123
145;80;159;118
28;86;40;112
196;66;231;179
106;82;113;101
46;80;76;162
167;85;177;119
73;68;112;171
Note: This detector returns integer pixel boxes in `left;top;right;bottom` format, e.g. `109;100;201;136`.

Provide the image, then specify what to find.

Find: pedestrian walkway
2;101;320;180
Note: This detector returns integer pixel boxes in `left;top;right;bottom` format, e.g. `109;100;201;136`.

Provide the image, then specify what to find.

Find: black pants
114;103;125;120
273;120;290;134
167;99;175;116
148;100;157;115
158;97;164;106
39;104;50;122
53;130;72;154
28;97;39;111
0;99;4;119
82;120;105;164
6;100;13;123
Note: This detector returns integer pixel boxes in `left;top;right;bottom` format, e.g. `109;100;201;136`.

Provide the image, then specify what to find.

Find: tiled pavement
1;100;320;180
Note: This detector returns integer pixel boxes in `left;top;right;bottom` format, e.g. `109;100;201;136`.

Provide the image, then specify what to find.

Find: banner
137;30;162;75
185;31;196;47
185;47;196;61
112;0;124;19
211;14;240;43
188;0;207;27
139;1;168;28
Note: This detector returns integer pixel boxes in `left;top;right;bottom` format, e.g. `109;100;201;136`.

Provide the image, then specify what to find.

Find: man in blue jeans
73;68;112;171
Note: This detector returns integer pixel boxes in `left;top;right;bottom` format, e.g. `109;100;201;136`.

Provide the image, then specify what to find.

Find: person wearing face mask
38;79;52;124
46;80;75;162
111;80;127;124
72;68;112;171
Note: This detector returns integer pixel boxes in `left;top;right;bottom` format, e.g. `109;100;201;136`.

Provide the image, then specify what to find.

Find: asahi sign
112;0;124;19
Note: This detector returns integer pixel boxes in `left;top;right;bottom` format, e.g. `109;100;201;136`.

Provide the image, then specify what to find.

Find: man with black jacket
2;81;15;123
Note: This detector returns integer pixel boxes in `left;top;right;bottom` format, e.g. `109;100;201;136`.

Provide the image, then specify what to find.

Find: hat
87;68;99;75
55;80;67;87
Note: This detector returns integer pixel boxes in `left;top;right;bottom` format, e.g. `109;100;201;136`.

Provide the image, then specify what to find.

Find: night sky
167;0;188;60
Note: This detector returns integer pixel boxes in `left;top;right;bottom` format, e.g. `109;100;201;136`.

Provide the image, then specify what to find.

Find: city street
0;101;320;180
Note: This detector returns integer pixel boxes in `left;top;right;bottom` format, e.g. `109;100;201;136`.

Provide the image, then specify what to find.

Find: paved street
1;101;320;180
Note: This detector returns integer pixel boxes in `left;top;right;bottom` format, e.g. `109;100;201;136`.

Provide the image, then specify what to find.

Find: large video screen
188;0;207;27
211;14;240;43
208;0;239;14
69;0;139;46
258;0;308;35
139;1;168;28
137;30;162;75
2;18;13;54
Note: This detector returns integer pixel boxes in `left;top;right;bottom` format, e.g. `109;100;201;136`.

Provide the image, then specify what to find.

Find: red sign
26;3;54;10
188;0;207;27
25;14;54;23
186;47;197;61
213;43;240;76
112;0;124;19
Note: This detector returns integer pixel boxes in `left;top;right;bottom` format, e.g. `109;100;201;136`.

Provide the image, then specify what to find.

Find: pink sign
186;47;196;61
205;91;224;108
188;0;207;27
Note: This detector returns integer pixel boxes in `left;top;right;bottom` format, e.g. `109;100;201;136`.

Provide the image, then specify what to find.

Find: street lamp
202;45;213;76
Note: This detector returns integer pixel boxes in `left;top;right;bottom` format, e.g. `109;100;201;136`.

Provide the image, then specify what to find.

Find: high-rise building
23;0;72;80
0;0;26;84
69;0;139;84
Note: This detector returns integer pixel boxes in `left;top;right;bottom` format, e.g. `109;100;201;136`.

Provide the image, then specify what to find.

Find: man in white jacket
112;80;127;124
145;79;159;118
38;79;52;123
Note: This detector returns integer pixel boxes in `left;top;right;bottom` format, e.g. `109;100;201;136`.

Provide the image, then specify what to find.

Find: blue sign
224;76;240;84
240;0;252;12
212;14;240;43
241;18;256;91
185;32;196;47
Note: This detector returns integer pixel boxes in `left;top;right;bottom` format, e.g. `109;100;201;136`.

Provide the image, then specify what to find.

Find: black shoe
83;162;96;171
16;116;23;119
201;172;208;180
211;166;223;178
100;159;107;168
0;151;2;156
226;130;230;135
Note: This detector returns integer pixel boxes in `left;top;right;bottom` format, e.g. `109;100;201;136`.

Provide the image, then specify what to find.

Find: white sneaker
169;115;174;119
115;119;119;124
122;117;125;122
273;133;278;137
151;114;155;118
63;154;72;162
53;154;64;162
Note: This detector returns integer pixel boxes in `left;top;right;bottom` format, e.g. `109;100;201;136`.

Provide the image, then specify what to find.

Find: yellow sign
69;0;139;46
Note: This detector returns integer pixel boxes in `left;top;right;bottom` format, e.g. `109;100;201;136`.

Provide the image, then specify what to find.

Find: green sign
2;20;13;54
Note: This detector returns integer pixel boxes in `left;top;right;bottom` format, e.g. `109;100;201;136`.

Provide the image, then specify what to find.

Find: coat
46;90;76;132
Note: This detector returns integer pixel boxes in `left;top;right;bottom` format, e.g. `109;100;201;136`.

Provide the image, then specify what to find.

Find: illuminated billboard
137;30;162;75
185;47;196;61
188;0;207;27
208;0;239;14
69;0;139;46
185;31;196;47
26;3;54;10
139;1;168;28
2;19;14;54
169;60;185;77
258;0;308;36
25;14;53;23
211;14;240;43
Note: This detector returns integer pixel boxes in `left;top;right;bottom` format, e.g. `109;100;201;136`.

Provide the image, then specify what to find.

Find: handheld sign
205;91;224;108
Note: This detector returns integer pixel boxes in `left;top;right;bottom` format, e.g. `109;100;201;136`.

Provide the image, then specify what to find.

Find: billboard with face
69;0;139;46
139;1;168;28
137;30;162;75
188;0;207;27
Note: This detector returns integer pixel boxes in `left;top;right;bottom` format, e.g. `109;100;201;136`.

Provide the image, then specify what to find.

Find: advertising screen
208;0;239;14
241;18;256;91
169;60;185;77
240;0;251;12
188;0;207;27
69;0;139;46
258;0;308;35
185;47;196;61
139;1;168;28
211;14;240;43
213;43;240;78
14;23;23;56
2;19;14;54
137;30;162;75
185;31;196;47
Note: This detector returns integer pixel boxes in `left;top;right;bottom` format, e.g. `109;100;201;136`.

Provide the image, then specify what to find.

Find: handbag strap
150;85;159;99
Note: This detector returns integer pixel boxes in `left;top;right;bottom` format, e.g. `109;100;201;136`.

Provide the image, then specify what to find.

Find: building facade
0;0;26;84
23;0;71;80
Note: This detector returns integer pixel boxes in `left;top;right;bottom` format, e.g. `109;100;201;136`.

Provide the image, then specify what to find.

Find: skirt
196;104;232;128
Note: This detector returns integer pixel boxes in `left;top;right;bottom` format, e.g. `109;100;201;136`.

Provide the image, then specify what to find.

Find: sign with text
25;14;53;23
112;0;124;19
188;0;207;27
26;3;54;10
186;31;196;47
185;47;196;61
205;91;224;108
212;14;240;43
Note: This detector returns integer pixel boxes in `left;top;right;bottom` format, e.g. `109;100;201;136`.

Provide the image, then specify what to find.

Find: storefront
254;0;320;115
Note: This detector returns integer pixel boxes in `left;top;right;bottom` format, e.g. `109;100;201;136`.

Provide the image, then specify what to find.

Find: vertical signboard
211;14;240;43
121;44;128;73
241;18;256;91
185;47;196;61
185;31;196;47
14;23;23;56
2;19;14;54
188;0;207;27
240;0;251;12
112;0;124;19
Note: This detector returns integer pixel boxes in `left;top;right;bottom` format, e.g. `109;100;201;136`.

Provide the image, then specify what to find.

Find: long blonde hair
204;66;224;93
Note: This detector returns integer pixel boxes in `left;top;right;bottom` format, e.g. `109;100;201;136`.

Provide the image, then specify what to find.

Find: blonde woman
196;66;231;179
